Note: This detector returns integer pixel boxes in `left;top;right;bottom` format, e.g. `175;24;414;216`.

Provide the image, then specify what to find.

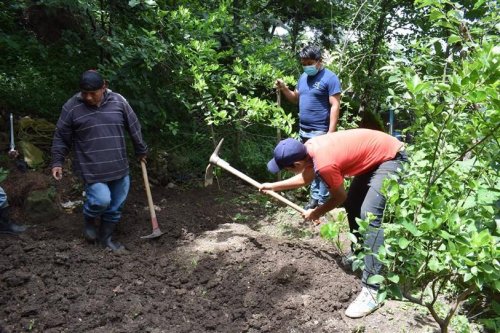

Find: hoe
140;160;164;239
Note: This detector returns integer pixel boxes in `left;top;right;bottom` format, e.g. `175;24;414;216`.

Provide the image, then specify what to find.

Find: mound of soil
0;173;438;333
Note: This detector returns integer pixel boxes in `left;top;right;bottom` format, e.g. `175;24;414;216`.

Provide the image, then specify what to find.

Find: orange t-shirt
305;129;403;189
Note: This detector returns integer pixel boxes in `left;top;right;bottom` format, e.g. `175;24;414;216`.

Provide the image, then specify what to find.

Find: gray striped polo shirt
51;90;148;184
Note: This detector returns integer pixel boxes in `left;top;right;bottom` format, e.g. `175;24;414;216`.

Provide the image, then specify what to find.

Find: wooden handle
213;159;305;214
141;160;159;229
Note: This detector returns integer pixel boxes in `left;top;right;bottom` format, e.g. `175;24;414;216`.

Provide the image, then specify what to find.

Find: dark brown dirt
0;170;438;333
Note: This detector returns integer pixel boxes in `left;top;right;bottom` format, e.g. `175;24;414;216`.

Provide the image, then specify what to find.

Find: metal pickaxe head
9;113;15;151
204;138;224;187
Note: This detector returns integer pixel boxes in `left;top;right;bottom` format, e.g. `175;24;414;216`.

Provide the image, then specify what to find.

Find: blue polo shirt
297;68;341;132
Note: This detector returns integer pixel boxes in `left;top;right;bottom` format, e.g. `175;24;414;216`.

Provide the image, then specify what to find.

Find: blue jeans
299;129;329;204
0;187;7;209
83;175;130;224
344;152;407;290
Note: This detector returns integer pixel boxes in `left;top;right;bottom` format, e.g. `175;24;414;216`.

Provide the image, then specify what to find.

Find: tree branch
443;286;477;330
430;122;500;187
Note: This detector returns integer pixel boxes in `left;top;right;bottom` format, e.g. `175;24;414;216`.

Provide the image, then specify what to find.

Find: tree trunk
290;10;301;55
99;0;105;65
357;0;392;122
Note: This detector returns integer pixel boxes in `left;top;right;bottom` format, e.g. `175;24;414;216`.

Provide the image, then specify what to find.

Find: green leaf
477;188;500;205
367;275;385;285
402;221;422;237
129;0;141;7
463;258;476;266
347;232;358;244
436;83;450;91
320;223;339;240
377;289;387;303
473;0;486;10
439;230;453;239
447;35;462;44
469;90;488;103
480;264;494;274
415;82;432;94
387;273;400;283
352;259;363;272
417;0;438;8
408;74;421;91
429;9;446;21
398;237;410;249
475;276;484;289
428;257;441;272
388;284;403;300
436;20;455;29
388;76;399;83
0;168;8;183
494;280;500;292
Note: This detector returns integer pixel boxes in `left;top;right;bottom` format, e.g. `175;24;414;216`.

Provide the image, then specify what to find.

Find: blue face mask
303;65;319;76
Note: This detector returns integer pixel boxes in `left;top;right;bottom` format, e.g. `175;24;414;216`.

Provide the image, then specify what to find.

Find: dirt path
0;176;438;332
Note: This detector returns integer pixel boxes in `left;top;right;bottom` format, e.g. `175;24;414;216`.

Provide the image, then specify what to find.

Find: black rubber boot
99;221;125;252
83;215;98;241
0;207;27;235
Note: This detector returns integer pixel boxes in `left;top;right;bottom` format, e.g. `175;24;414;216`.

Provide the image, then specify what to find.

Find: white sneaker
345;287;380;318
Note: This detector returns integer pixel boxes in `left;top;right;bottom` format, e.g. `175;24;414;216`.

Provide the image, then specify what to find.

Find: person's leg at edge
0;186;26;234
100;175;130;252
341;173;370;271
345;158;404;318
344;173;371;250
84;182;111;243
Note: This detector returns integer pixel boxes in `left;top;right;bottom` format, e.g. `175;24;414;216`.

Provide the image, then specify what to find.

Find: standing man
260;128;407;318
276;44;342;210
51;70;148;252
0;150;27;235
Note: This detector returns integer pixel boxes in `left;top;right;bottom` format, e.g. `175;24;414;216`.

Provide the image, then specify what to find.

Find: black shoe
99;221;125;252
0;220;27;234
83;216;98;241
304;198;319;210
0;207;26;234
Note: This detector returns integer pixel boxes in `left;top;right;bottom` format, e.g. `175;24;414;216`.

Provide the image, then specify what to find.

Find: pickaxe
204;138;306;215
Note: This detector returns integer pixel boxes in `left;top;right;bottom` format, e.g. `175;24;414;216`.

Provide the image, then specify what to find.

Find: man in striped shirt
51;70;148;252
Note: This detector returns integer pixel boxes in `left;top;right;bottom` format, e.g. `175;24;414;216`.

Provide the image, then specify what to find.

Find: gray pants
344;152;407;289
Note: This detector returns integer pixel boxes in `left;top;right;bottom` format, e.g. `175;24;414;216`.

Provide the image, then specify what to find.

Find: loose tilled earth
0;168;440;333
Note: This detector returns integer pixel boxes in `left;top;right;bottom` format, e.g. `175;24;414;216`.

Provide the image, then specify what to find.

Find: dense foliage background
0;0;428;178
0;0;498;332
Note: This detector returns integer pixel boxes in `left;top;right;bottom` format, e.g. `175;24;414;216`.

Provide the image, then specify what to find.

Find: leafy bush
361;1;500;332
